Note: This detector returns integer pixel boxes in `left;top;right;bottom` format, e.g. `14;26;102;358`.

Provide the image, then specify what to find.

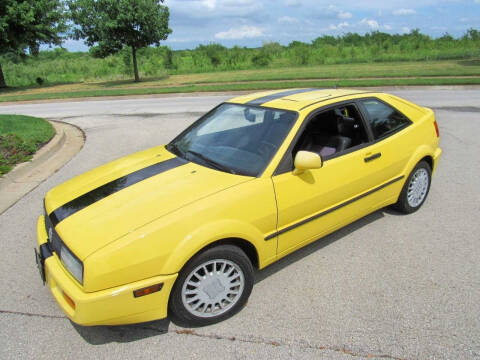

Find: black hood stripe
49;157;188;227
246;88;319;106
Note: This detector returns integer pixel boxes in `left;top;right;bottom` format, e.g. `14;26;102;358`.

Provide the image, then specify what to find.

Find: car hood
44;145;251;260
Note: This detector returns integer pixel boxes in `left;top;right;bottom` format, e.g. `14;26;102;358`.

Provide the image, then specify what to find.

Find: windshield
167;103;297;176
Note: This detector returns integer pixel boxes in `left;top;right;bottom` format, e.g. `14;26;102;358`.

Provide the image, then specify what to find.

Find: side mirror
293;151;323;175
244;108;256;122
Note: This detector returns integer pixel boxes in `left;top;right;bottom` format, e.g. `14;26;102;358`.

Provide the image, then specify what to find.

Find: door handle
364;152;381;162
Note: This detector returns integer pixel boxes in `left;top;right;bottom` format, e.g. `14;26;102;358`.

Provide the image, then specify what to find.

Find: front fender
84;177;278;292
158;219;268;275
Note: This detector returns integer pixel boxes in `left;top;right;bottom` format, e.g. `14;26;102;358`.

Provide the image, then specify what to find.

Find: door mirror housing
293;151;323;175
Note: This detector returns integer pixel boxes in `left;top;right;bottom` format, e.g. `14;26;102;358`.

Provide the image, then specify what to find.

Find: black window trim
273;96;414;176
273;99;372;176
356;96;413;143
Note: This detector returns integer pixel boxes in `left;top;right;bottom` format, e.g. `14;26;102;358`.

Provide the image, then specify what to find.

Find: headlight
60;244;83;285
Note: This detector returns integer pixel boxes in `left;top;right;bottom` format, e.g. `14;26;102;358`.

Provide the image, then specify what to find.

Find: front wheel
394;160;432;214
169;245;254;327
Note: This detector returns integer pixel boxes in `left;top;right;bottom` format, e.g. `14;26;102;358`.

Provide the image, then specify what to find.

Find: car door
355;97;414;196
271;102;385;255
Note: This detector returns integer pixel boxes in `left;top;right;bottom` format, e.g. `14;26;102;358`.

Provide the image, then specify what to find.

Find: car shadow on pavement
254;209;386;284
73;209;387;345
72;318;171;344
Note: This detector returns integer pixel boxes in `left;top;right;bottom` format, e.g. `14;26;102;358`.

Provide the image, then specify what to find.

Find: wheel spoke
193;301;204;310
220;261;226;273
203;265;209;276
186;296;199;304
187;280;199;287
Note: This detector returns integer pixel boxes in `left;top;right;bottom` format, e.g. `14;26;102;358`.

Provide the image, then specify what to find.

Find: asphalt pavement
0;88;479;359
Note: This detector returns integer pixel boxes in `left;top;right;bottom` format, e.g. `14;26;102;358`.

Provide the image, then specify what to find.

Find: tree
0;0;67;88
69;0;171;82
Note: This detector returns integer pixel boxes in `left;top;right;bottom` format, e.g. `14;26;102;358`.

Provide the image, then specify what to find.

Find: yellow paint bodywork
38;89;441;325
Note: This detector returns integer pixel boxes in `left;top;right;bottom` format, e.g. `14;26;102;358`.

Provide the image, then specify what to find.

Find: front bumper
36;216;178;326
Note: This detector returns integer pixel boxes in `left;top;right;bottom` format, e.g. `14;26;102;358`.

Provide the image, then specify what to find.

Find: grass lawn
1;59;479;102
0;115;55;175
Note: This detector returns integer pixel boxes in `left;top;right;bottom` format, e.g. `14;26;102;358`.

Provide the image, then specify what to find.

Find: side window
361;99;411;139
275;104;369;175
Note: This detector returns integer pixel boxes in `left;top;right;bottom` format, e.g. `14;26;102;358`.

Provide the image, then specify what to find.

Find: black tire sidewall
169;245;254;327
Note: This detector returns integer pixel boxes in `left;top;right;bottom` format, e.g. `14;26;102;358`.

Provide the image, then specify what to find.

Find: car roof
228;88;370;112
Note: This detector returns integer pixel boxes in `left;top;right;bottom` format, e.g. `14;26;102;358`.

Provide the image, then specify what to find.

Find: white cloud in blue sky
65;0;480;51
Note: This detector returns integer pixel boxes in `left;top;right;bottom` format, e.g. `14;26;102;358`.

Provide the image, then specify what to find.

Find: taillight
433;121;440;137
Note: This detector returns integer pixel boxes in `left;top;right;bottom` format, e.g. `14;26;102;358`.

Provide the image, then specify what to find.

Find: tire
393;160;432;214
169;245;254;327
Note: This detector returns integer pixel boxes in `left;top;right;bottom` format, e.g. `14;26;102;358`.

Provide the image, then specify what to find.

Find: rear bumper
432;147;442;174
36;216;177;326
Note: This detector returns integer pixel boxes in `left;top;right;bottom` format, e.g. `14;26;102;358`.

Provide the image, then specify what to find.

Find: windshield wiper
186;150;236;174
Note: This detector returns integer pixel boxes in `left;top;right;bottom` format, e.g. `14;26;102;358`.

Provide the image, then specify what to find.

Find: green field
0;115;55;175
1;30;479;102
0;59;479;103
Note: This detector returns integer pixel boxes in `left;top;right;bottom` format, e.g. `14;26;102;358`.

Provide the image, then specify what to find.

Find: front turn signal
133;283;163;298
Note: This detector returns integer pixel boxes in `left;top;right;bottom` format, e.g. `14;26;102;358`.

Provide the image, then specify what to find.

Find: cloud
202;0;216;10
360;18;379;29
338;11;353;19
278;16;299;24
393;8;416;15
383;24;392;30
402;27;411;33
215;25;264;39
169;0;263;20
329;22;350;30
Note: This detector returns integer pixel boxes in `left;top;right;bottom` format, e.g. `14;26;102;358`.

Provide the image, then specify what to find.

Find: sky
63;0;480;51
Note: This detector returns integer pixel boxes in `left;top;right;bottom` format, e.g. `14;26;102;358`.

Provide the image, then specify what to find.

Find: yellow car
35;89;441;327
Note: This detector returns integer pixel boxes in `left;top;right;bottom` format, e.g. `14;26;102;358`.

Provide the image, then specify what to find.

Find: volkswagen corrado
35;88;442;327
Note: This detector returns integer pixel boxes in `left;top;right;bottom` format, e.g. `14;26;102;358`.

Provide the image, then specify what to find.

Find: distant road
0;87;479;118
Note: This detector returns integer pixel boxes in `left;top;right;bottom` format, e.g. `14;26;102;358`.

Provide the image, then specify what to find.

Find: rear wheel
394;160;431;214
169;245;254;327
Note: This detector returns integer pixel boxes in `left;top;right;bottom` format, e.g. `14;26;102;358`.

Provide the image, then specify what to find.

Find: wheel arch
158;219;268;276
199;238;259;268
420;155;433;171
402;146;435;180
172;237;260;275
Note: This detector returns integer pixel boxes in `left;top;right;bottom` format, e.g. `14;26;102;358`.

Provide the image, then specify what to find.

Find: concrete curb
0;120;85;214
4;122;66;182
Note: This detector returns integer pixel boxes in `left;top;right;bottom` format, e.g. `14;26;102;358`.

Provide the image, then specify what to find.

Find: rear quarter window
361;99;411;140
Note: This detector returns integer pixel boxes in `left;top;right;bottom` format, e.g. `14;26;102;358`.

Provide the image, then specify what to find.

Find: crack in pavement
168;329;411;360
1;309;411;360
0;309;66;319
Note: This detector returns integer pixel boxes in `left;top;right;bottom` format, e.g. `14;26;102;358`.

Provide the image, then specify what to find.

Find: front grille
44;206;62;254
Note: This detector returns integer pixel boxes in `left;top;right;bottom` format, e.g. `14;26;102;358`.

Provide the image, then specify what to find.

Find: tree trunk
0;64;6;88
132;46;140;82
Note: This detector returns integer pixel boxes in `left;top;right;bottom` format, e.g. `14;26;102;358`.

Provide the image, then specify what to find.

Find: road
0;89;479;359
